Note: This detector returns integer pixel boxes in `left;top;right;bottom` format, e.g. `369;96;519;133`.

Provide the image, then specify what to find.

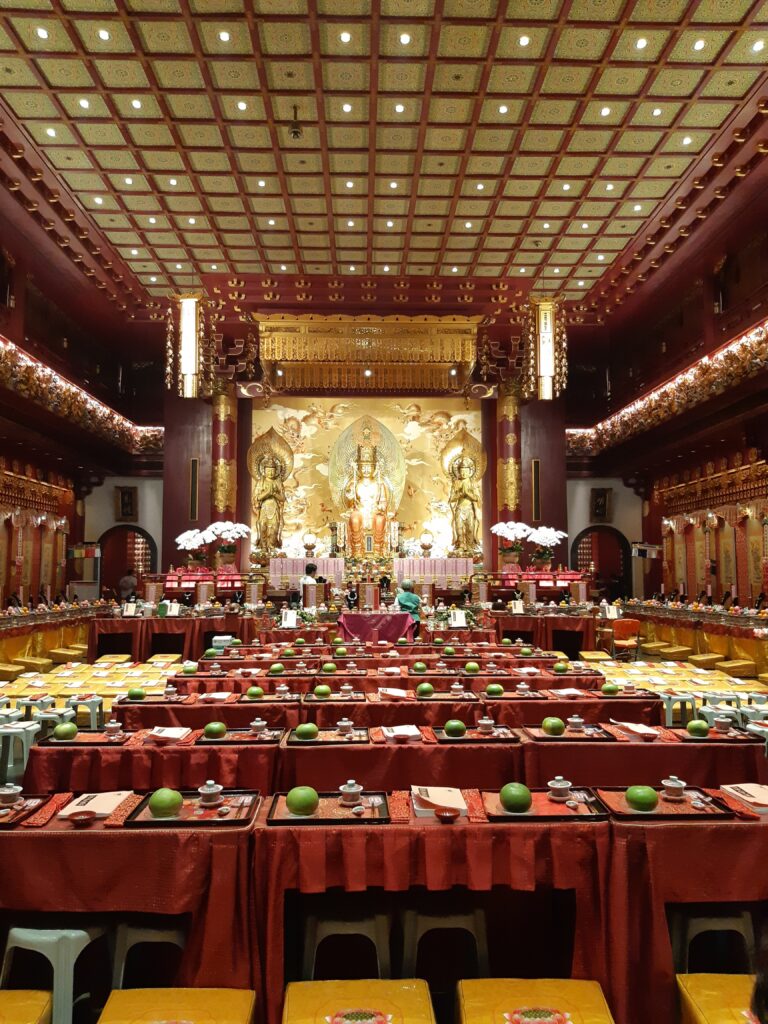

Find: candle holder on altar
419;531;433;556
302;532;317;558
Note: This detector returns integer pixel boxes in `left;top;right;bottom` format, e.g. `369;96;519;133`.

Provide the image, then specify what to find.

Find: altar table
0;812;253;989
494;614;597;651
251;810;611;1024
88;615;241;662
337;612;414;643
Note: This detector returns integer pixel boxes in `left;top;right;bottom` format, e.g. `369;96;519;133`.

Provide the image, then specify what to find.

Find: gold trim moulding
264;364;472;391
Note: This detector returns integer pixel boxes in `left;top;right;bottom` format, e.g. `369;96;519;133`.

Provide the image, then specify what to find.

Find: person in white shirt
299;563;318;587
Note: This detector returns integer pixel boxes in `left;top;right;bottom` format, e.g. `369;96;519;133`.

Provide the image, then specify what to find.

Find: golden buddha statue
248;428;294;555
441;428;486;557
345;443;391;557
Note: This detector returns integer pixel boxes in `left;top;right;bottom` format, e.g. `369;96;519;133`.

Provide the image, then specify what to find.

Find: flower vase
500;551;522;572
531;558;552;573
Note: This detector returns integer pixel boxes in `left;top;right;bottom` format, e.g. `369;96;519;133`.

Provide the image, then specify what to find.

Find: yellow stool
0;663;23;682
147;653;182;664
579;650;611;662
641;642;669;655
97;988;256;1024
49;649;82;665
688;654;723;670
0;990;51;1023
11;657;53;673
457;978;615;1024
96;655;132;665
70;644;89;655
283;981;435;1024
656;645;693;660
676;973;755;1023
717;659;757;678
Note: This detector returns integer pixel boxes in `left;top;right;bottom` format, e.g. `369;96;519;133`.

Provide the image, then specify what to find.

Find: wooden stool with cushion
676;973;755;1023
97;988;256;1024
0;991;51;1023
0;664;23;682
457;978;616;1023
716;659;757;678
579;650;611;662
688;654;723;670
656;645;693;660
641;642;669;656
283;981;435;1024
49;649;81;665
11;657;53;673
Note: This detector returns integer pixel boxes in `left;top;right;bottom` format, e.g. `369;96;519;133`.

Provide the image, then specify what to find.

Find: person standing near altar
396;579;422;637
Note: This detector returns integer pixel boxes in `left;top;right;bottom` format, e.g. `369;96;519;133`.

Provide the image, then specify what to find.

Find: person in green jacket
396;579;422;638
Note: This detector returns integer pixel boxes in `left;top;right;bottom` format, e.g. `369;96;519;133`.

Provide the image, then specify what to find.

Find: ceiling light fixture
131;99;142;109
79;98;89;109
169;178;177;186
349;265;356;271
578;280;584;287
364;368;373;377
219;30;230;42
280;264;287;270
562;183;571;190
449;368;458;376
131;249;138;256
753;39;765;52
519;34;530;46
342;102;352;112
399;32;411;45
124;177;133;185
339;31;351;43
465;221;472;228
451;266;458;273
36;27;49;40
543;222;550;228
636;37;647;50
633;203;642;211
94;196;103;205
553;268;560;274
347;219;355;227
257;179;266;187
600;106;611;116
476;183;485;190
383;265;390;272
582;222;589;228
499;104;508;114
211;264;218;270
176;263;182;269
386;220;394;227
682;135;692;145
148;216;157;224
693;38;705;51
150;276;157;282
606;182;614;191
46;127;56;137
237;101;247;111
389;180;398;189
652;107;662;116
98;29;110;41
395;103;405;113
346;180;354;189
268;218;275;225
597;254;605;261
276;368;284;377
188;217;196;224
519;267;526;273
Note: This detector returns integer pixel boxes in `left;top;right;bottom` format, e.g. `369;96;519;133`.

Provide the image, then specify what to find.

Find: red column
480;396;498;567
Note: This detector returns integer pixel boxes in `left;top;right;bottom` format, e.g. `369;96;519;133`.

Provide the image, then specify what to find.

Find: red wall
520;398;568;565
161;393;211;569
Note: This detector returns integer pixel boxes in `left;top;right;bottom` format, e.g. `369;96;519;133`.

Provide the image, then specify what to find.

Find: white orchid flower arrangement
490;521;531;552
526;525;568;561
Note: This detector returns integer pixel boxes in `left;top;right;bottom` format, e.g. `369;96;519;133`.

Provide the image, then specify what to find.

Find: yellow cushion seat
147;653;182;664
69;643;89;654
11;657;53;673
0;663;23;681
688;654;723;670
96;655;133;664
0;990;51;1023
97;988;256;1024
49;648;82;664
283;981;435;1024
579;650;611;661
717;659;757;678
676;973;755;1023
457;979;615;1024
641;642;669;655
656;645;693;659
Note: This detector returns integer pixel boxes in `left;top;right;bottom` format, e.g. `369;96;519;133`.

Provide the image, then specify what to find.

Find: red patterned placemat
388;790;411;822
419;726;437;744
601;723;679;743
674;728;760;742
462;788;488;822
20;792;73;827
103;793;144;828
705;788;762;820
596;788;730;818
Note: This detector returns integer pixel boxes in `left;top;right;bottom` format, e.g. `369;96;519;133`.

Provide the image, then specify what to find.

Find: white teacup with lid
714;714;732;733
249;717;267;735
198;779;224;807
104;718;123;739
337;717;354;735
662;775;686;800
516;681;530;695
477;716;495;735
450;680;465;697
547;775;573;802
339;779;363;806
0;784;22;807
275;682;290;698
340;682;355;699
566;715;585;732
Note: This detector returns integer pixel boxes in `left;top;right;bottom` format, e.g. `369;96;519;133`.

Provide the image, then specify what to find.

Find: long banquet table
88;615;245;662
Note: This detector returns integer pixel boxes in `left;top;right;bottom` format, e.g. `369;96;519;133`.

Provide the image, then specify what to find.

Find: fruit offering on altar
501;637;513;646
541;717;565;736
203;648;218;659
203;721;228;740
464;661;480;674
246;686;265;700
499;782;532;813
322;662;338;674
296;723;319;741
443;719;467;737
283;648;296;658
294;637;306;646
182;661;198;675
687;719;710;737
433;637;444;646
332;636;344;645
412;661;427;674
127;687;146;701
443;645;456;656
416;681;434;698
519;646;534;657
335;646;348;657
148;787;184;819
601;682;620;696
53;722;78;741
397;637;408;646
314;683;332;699
625;785;659;811
286;786;320;816
230;638;242;646
485;682;505;696
552;660;570;674
269;663;285;675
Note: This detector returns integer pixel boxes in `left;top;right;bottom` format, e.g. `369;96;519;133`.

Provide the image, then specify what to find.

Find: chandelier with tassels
521;298;568;400
165;294;215;399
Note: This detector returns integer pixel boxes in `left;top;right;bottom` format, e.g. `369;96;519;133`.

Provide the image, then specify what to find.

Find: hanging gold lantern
521;298;568;400
165;294;214;399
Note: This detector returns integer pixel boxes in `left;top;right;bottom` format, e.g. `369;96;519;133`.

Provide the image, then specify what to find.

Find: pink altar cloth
337;611;414;643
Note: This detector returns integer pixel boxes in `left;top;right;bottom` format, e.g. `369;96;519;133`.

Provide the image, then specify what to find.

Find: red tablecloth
23;740;278;794
522;736;767;788
0;814;253;988
88;615;239;662
337;612;414;643
493;615;597;651
252;810;611;1024
114;699;301;732
87;617;145;661
608;820;768;1024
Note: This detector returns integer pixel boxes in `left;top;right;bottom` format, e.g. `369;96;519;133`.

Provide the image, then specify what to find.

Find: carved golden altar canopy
251;313;480;392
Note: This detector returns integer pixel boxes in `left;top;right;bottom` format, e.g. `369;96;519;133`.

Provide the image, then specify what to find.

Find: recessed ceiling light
636;37;647;50
364;368;373;377
633;203;642;211
519;267;526;273
276;368;284;377
553;268;560;274
581;222;589;229
237;101;247;111
499;104;508;114
98;29;110;41
753;39;765;52
211;264;218;270
449;368;458;376
451;266;458;273
130;248;138;256
93;196;103;205
386;220;394;227
543;222;550;229
606;182;614;191
390;181;398;189
257;179;266;187
652;107;662;116
383;265;390;272
176;263;182;270
339;31;351;43
476;183;485;190
349;265;356;271
268;218;275;225
150;276;157;282
342;102;352;113
148;216;156;224
36;27;49;40
519;35;530;46
399;32;411;45
347;219;355;227
131;99;142;109
600;106;611;117
395;103;405;113
46;127;56;137
682;135;692;145
79;98;90;109
465;221;472;228
562;183;571;191
188;217;196;224
280;264;287;270
346;180;354;189
169;178;177;186
124;177;133;185
219;30;230;42
693;38;705;51
578;280;584;287
597;254;605;261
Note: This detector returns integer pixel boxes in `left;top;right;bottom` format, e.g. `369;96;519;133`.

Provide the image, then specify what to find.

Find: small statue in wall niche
248;428;294;556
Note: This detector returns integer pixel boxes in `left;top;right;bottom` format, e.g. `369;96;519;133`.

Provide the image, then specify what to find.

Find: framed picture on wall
114;486;138;523
590;487;613;523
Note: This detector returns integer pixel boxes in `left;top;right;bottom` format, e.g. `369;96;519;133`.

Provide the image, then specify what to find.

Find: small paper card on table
147;727;191;742
550;687;588;698
411;786;467;817
382;725;421;742
610;720;658;736
198;692;232;702
58;791;134;819
378;687;410;700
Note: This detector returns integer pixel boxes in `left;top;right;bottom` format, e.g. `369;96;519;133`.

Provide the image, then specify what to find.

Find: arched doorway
98;526;158;600
570;525;633;600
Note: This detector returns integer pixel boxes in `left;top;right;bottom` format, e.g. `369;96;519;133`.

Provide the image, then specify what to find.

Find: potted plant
526;526;568;571
490;521;530;570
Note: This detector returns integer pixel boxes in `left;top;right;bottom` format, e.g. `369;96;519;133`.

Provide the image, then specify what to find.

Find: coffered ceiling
0;0;767;316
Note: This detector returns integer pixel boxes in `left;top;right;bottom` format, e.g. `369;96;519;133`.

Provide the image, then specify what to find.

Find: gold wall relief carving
497;458;522;516
212;459;237;515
